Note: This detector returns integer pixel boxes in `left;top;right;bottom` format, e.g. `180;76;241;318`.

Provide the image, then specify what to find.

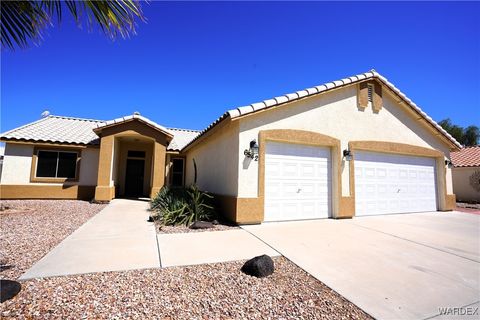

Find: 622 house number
244;150;259;161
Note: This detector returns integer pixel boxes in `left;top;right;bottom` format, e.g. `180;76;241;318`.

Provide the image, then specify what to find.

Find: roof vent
367;84;373;102
41;110;50;118
133;111;140;116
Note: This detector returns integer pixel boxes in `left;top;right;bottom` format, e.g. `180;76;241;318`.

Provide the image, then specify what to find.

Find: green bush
150;185;215;226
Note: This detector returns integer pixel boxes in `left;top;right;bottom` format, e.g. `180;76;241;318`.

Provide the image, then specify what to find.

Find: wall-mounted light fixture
445;159;453;168
244;139;259;161
343;149;353;161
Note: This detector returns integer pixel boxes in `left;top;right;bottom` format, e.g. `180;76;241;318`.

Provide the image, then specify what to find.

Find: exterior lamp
445;159;453;168
244;139;259;161
343;149;353;161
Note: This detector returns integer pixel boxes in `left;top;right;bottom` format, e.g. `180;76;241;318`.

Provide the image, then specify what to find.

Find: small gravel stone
1;257;372;319
156;219;238;234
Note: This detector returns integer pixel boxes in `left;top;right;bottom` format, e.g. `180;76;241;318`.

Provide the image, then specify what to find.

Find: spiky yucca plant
150;185;215;226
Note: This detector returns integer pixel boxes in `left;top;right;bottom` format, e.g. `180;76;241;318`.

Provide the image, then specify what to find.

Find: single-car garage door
264;142;331;222
354;151;437;216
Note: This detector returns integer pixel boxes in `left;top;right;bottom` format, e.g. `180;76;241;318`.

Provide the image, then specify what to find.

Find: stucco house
451;146;480;202
0;70;461;224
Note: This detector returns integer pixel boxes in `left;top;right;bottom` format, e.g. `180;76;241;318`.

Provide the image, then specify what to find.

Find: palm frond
1;0;145;50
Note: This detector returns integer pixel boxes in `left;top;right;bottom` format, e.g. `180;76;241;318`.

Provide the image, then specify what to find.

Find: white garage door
264;142;331;222
354;151;437;216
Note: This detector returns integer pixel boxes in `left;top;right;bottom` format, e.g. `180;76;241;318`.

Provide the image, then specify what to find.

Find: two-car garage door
263;142;438;221
354;151;438;216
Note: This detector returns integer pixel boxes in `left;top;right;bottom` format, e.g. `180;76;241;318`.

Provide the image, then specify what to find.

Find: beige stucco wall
0;142;99;186
238;86;454;198
452;167;480;202
78;147;100;186
1;143;33;184
185;122;239;195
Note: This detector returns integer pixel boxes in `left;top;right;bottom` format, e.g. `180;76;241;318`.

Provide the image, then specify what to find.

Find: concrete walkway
242;211;480;320
158;229;279;267
21;199;160;279
21;199;278;279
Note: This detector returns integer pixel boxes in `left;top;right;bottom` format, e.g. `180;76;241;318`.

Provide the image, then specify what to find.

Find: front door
125;159;145;197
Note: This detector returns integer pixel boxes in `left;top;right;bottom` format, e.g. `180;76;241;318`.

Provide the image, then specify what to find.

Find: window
36;151;78;178
171;158;184;187
127;150;145;158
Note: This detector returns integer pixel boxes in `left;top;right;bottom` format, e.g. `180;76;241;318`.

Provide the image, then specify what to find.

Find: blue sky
1;1;479;136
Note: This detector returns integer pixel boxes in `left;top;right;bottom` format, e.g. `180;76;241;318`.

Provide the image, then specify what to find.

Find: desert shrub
150;185;215;226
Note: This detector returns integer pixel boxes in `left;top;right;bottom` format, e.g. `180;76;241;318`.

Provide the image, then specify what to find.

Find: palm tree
1;0;144;50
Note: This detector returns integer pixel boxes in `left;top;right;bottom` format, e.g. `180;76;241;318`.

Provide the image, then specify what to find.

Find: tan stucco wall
238;86;454;198
185;121;239;196
452;167;480;202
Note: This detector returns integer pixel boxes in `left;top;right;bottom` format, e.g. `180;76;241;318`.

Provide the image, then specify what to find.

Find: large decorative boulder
241;254;274;278
0;280;21;302
189;221;214;229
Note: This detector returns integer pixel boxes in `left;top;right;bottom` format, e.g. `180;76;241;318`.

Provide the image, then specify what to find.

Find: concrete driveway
242;211;480;320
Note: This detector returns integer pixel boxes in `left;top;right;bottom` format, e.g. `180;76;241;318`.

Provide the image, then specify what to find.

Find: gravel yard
0;200;106;279
1;257;371;319
156;220;239;234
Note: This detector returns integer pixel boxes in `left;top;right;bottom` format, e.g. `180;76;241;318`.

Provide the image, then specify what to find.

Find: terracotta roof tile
451;146;480;167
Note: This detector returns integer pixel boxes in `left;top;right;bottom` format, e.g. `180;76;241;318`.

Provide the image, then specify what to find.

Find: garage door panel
355;151;437;216
265;142;331;222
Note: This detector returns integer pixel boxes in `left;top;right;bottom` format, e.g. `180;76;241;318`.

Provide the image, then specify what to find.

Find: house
451;146;480;202
0;70;461;224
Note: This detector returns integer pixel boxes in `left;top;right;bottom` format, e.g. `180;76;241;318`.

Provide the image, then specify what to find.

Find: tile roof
0;70;462;152
0;115;103;145
184;70;462;150
0;115;199;151
167;128;201;151
94;113;173;138
451;146;480;167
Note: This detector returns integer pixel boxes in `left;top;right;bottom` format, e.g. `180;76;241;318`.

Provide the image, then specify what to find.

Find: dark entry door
125;159;145;197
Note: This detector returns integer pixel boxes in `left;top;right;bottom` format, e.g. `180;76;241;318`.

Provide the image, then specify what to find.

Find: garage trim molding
240;129;345;223
348;141;455;213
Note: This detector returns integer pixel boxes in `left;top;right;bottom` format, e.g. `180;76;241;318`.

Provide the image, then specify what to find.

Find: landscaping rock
189;221;214;229
212;219;219;225
0;280;21;303
241;254;274;278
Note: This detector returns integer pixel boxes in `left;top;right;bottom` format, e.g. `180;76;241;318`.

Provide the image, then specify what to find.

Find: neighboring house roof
0;115;199;151
451;146;480;167
184;70;462;150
